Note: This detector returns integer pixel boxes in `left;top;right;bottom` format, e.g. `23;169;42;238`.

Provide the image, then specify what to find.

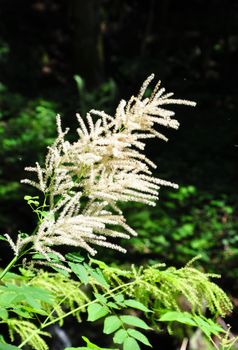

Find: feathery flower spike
13;75;196;259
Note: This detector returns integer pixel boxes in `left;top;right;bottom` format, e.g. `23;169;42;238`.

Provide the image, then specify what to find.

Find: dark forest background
0;1;238;348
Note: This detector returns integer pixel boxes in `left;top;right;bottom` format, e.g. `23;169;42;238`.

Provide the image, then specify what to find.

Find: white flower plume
12;74;196;259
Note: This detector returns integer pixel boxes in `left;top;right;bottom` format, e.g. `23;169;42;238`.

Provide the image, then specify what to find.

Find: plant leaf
107;302;120;309
120;316;151;330
123;337;140;350
87;303;109;322
0;307;8;320
114;294;124;303
127;329;152;347
0;342;20;350
124;300;151;313
159;311;197;327
0;291;17;307
94;293;107;304
86;266;109;288
66;252;84;263
12;307;33;318
69;262;89;284
103;316;122;334
113;329;128;344
193;315;224;338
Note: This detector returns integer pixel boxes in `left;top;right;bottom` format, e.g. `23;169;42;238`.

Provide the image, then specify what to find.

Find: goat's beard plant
6;74;195;261
0;75;234;350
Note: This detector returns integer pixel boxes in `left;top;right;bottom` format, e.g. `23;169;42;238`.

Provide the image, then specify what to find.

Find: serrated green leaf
114;294;124;303
107;302;120;309
123;337;140;350
94;293;107;304
27;286;53;304
31;252;60;262
87;303;109;321
0;292;17;307
25;305;47;316
193;315;224;338
103;316;122;334
25;295;41;309
0;284;53;318
87;267;109;288
124;300;151;313
120;316;151;330
11;307;32;318
69;262;89;284
20;285;53;305
206;318;224;334
66;252;84;263
51;265;70;277
127;329;152;347
159;311;197;327
0;307;8;320
0;342;20;350
113;329;128;344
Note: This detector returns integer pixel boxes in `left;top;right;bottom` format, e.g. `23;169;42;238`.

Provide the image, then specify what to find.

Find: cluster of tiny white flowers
8;74;196;260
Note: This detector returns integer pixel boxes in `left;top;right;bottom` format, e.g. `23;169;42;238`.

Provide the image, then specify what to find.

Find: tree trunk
70;0;104;90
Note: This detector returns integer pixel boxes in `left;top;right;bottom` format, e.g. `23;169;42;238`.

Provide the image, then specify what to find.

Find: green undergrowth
123;186;238;284
0;254;234;349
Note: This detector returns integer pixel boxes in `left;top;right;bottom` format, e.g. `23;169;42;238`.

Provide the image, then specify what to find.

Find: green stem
0;246;32;281
0;254;19;281
18;280;135;348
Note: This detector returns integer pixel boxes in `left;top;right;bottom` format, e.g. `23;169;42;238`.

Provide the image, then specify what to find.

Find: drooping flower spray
7;74;196;260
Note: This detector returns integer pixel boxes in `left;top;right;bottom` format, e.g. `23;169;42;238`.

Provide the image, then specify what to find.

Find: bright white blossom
9;74;196;260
